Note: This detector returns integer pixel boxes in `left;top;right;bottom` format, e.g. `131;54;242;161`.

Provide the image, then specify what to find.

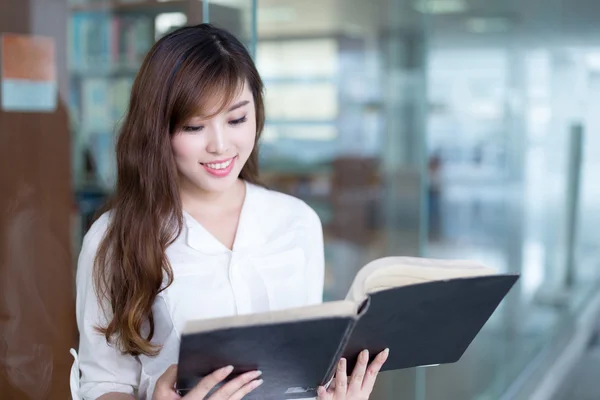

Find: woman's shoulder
80;211;112;254
75;211;114;288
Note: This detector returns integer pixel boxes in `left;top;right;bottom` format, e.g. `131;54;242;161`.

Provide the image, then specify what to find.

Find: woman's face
171;82;256;195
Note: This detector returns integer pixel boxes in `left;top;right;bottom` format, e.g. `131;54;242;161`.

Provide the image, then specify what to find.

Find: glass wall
254;0;600;399
255;0;427;297
254;0;429;397
420;2;600;398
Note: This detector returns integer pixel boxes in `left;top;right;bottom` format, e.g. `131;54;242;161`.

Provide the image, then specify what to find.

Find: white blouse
71;181;325;399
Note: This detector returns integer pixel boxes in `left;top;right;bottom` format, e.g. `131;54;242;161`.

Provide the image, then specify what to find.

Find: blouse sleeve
304;206;325;305
75;215;142;399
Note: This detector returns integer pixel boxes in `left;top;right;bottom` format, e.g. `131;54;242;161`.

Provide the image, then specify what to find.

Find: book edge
346;257;503;302
182;300;359;336
362;272;520;297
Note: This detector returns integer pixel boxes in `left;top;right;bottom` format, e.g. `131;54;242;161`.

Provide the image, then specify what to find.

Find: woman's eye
182;125;204;132
229;116;247;126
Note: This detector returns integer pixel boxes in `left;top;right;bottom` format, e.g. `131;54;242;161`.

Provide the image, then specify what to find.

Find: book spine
322;316;359;385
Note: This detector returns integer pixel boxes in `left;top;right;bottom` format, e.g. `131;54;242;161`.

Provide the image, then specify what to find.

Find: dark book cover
342;274;519;372
176;316;356;400
176;274;519;399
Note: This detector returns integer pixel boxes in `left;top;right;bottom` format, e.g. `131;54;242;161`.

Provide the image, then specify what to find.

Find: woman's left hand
317;349;389;400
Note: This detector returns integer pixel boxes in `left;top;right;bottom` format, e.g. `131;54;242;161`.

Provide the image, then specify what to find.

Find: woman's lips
200;156;237;177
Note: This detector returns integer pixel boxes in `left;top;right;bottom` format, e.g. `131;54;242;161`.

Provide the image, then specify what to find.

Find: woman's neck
180;178;246;216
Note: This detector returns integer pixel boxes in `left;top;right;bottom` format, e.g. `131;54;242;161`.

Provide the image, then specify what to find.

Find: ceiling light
414;0;468;15
258;7;295;23
586;53;600;71
466;17;511;33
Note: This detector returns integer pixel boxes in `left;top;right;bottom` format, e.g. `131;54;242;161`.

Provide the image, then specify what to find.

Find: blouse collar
182;181;267;255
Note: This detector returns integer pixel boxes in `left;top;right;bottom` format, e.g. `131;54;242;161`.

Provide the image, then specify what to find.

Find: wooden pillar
0;0;76;399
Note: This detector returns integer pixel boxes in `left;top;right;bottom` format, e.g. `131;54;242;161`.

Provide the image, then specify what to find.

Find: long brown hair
94;24;265;356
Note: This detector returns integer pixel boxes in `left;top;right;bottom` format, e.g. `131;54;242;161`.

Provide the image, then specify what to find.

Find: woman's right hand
152;364;263;400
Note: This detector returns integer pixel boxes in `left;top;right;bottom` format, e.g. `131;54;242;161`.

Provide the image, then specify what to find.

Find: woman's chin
195;173;241;194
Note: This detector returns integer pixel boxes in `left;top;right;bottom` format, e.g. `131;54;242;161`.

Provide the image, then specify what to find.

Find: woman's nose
205;127;228;155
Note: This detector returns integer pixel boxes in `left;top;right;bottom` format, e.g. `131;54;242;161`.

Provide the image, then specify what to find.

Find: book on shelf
175;256;519;400
81;78;112;133
79;76;133;132
70;12;153;72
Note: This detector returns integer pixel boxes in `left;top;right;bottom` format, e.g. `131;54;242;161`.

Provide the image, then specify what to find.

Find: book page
183;300;359;335
346;257;496;302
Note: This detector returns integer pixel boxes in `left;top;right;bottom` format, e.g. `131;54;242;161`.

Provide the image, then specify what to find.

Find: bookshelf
68;0;196;187
69;0;189;13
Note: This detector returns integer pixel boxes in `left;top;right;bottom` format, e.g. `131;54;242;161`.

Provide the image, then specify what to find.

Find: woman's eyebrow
227;100;250;112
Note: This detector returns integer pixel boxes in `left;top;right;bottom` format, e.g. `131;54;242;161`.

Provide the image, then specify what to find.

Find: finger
211;370;263;399
362;348;389;393
317;385;330;399
188;365;234;398
349;350;369;392
227;376;264;400
334;358;347;395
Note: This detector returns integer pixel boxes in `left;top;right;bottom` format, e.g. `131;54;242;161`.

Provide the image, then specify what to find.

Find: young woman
71;24;388;400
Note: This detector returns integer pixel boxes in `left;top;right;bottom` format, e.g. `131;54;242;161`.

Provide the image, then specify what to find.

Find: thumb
157;364;178;390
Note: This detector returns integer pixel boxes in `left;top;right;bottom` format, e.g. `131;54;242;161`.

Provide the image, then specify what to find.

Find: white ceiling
257;0;420;38
256;0;600;47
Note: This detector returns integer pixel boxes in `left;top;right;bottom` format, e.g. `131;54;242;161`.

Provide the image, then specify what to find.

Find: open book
176;257;519;399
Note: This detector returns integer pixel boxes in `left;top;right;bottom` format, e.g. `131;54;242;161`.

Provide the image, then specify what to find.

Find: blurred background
1;0;600;399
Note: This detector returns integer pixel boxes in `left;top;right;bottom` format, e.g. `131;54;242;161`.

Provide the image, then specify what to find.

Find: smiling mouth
200;156;236;170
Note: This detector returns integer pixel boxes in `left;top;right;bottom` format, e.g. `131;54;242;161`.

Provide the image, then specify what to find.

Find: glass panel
255;0;428;398
256;0;600;398
421;25;545;400
208;0;255;48
565;49;600;289
420;1;600;399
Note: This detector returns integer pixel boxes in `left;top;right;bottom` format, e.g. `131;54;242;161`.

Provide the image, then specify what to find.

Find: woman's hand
317;349;389;400
152;364;263;400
